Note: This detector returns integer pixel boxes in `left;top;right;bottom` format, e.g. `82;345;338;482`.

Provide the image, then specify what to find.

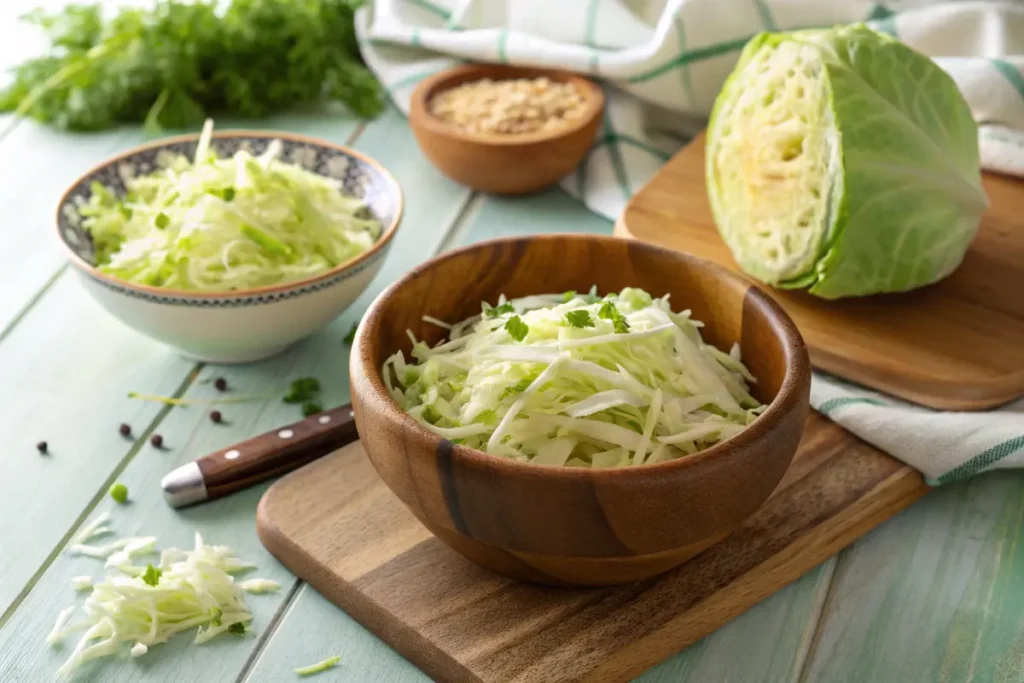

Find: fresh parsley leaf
0;0;384;132
301;401;322;417
283;377;321;404
343;321;358;345
598;301;630;333
142;564;162;587
565;310;595;328
505;315;528;342
483;301;514;318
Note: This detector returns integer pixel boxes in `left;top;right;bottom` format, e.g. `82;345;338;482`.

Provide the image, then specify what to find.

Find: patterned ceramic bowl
56;131;403;363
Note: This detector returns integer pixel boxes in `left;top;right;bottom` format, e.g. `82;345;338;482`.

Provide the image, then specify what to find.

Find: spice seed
429;77;586;136
210;410;223;424
119;423;132;437
214;377;228;392
150;434;164;448
36;441;48;454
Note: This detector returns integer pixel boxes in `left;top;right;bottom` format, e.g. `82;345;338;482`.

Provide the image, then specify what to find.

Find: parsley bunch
0;0;384;132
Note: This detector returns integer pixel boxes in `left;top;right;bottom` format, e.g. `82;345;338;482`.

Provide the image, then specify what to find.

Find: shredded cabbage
49;530;275;678
295;656;341;676
383;287;767;467
78;119;382;291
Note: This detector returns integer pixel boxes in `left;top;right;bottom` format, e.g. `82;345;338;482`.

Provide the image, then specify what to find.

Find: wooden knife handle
196;403;359;500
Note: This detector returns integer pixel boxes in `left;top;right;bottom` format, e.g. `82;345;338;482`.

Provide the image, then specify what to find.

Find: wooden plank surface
0;1;1022;679
617;134;1024;411
803;469;1024;683
0;106;472;682
0;271;193;616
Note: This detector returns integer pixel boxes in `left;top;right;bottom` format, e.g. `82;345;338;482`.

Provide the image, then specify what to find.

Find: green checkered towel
356;0;1024;482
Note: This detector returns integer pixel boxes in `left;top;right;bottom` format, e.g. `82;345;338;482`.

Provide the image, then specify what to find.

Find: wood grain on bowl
408;65;604;195
349;234;810;586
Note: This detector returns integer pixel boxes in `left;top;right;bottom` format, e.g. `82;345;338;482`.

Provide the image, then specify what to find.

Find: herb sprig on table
0;0;384;132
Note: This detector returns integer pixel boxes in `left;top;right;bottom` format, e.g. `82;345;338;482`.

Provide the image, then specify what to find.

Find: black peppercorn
210;410;223;424
150;434;164;448
214;377;228;392
36;441;48;454
119;423;132;437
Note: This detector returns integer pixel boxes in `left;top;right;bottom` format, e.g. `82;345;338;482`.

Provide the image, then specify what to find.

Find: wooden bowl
408;64;604;195
350;235;810;586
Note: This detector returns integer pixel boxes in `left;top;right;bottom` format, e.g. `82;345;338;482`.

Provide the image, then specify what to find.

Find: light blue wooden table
1;5;1023;681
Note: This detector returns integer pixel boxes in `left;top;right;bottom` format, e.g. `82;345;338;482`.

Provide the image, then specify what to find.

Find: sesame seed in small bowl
408;64;604;195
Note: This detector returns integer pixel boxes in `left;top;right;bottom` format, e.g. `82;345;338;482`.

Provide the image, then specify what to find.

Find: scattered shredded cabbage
50;525;275;678
383;287;767;467
78;119;382;291
295;655;341;676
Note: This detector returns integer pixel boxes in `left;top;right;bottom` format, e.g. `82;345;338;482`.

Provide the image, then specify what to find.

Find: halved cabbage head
706;25;988;299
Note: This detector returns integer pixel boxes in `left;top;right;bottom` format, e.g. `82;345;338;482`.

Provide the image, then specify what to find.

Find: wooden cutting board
257;415;927;683
615;134;1024;411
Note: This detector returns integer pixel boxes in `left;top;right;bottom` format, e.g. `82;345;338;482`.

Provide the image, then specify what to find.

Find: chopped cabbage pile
50;521;279;678
383;287;766;468
78;119;381;291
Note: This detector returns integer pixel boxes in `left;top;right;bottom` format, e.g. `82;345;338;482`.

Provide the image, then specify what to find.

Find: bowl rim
355;233;810;482
55;129;404;300
409;64;606;147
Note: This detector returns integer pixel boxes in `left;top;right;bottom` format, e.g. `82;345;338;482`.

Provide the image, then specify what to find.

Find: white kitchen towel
356;0;1024;482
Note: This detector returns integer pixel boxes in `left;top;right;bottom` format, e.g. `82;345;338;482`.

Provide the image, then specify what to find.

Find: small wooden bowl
350;235;810;586
408;64;604;195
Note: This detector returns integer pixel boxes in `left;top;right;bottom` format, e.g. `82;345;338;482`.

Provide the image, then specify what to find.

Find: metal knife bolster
161;402;359;508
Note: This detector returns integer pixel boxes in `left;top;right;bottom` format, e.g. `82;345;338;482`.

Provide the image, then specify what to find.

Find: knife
161;402;359;508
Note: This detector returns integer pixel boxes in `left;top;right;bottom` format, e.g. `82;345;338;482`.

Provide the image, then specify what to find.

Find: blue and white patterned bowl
56;130;403;363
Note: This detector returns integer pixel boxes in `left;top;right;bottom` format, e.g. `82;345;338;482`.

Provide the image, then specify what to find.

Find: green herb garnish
154;212;170;229
228;622;247;635
561;290;576;303
109;483;128;504
142;564;162;587
0;0;384;132
343;322;358;345
504;315;529;342
283;377;320;404
598;301;630;333
302;401;323;417
565;310;595;328
483;301;515;318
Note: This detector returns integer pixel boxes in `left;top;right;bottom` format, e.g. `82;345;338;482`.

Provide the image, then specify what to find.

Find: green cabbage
49;522;278;678
706;24;988;299
383;288;766;468
78;119;381;291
